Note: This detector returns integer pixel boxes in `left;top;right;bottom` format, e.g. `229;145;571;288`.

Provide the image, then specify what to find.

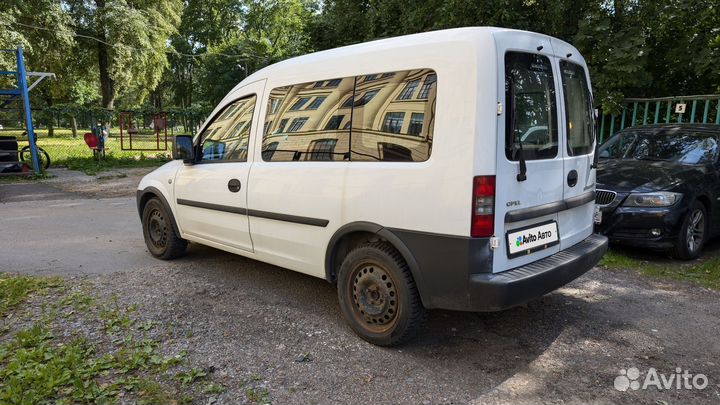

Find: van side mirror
173;135;195;163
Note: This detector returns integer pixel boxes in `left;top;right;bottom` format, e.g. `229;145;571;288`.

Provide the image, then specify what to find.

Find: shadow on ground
98;243;720;404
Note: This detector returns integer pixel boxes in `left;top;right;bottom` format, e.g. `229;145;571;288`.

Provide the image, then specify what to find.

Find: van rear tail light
471;176;496;238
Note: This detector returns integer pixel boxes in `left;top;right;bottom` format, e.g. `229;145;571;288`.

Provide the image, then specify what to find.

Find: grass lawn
600;247;720;290
1;128;175;174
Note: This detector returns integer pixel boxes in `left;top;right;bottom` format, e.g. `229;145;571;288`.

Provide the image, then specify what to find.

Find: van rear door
492;32;565;272
552;41;597;249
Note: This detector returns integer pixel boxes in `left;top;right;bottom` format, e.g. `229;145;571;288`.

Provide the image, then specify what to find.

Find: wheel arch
136;187;181;236
324;221;428;307
695;194;711;215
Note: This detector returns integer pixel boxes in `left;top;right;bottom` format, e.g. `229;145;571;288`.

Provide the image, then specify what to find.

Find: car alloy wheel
686;208;705;254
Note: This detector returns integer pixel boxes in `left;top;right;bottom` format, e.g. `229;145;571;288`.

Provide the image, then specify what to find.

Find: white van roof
230;27;581;96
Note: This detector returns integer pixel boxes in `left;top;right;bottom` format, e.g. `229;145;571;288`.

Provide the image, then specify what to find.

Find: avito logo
516;230;553;247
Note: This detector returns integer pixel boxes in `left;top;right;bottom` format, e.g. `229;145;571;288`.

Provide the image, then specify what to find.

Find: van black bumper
388;229;607;312
467;233;608;311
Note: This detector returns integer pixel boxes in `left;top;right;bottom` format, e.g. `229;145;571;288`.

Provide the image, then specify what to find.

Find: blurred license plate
506;221;559;258
594;205;602;224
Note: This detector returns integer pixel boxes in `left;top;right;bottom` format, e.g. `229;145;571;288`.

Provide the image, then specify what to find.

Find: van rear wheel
337;242;427;346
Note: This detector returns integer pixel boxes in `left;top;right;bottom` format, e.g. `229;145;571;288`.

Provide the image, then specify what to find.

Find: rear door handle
228;179;241;193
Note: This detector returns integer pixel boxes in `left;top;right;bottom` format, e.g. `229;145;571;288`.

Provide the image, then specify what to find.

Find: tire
141;198;187;260
337;242;427;346
20;145;51;170
672;200;707;260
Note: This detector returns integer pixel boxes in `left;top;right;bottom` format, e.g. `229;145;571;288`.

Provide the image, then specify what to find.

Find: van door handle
567;170;578;187
228;179;241;193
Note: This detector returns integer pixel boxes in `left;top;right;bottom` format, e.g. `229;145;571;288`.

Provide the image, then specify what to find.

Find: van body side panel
341;41;479;237
247;159;349;278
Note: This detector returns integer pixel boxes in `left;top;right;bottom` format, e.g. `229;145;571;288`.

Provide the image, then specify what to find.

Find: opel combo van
137;27;608;346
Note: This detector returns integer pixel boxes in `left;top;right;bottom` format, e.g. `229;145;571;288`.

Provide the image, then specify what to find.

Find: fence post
690;100;697;123
702;100;710;124
654;102;660;124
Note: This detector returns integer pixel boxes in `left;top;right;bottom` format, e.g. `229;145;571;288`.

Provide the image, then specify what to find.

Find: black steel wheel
142;198;187;259
673;200;707;260
337;242;426;346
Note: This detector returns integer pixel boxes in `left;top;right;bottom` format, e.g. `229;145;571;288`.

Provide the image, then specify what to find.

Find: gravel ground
2;168;720;404
83;248;720;405
43;167;153;198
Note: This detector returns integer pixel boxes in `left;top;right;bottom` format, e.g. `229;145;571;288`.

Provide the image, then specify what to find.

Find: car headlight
622;192;682;207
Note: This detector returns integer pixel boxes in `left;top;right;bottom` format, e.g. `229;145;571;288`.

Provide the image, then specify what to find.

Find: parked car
595;124;720;259
136;27;607;345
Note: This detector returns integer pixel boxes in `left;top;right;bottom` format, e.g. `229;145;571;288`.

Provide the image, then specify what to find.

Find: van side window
561;61;595;156
199;95;257;162
262;78;353;161
350;69;436;162
505;52;558;161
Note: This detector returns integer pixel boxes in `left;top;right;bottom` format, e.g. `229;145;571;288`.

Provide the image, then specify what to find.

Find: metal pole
16;47;41;175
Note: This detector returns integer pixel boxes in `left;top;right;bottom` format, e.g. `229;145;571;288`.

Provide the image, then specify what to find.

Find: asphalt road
0;189;152;275
2;182;720;404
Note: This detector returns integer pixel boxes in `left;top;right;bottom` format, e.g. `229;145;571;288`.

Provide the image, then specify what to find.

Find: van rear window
560;61;595;156
505;52;558;161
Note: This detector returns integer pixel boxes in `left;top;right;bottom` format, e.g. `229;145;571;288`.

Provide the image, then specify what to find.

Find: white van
137;27;608;346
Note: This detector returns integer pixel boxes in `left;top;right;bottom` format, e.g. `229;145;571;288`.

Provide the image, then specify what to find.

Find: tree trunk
46;96;54;138
96;0;115;110
71;116;78;138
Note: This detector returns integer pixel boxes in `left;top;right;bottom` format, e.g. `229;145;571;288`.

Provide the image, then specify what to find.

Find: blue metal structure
599;95;720;143
0;46;54;175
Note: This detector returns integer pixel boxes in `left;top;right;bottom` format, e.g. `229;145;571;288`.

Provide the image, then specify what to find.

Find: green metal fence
599;95;720;143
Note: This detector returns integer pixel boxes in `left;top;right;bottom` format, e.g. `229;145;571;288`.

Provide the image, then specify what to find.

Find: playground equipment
119;111;169;151
0;46;54;175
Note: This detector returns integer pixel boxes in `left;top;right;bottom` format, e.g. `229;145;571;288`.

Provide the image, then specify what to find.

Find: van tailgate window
560;61;595;156
505;52;558;161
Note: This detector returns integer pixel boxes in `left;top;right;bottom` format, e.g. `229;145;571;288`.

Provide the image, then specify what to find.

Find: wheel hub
686;209;705;253
352;264;398;326
148;210;167;248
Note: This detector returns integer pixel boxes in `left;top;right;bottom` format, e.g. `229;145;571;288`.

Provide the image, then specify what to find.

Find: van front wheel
142;198;187;260
337;242;427;346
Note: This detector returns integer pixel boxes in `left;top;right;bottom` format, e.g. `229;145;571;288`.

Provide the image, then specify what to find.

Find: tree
64;0;183;109
193;0;318;105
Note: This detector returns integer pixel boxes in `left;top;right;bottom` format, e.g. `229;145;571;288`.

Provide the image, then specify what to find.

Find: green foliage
174;367;208;385
0;273;62;318
245;386;271;404
60;154;170;175
0;273;203;405
2;0;718;121
600;248;720;290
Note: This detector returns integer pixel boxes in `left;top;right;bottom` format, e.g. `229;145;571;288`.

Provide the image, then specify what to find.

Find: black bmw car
595;124;720;259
